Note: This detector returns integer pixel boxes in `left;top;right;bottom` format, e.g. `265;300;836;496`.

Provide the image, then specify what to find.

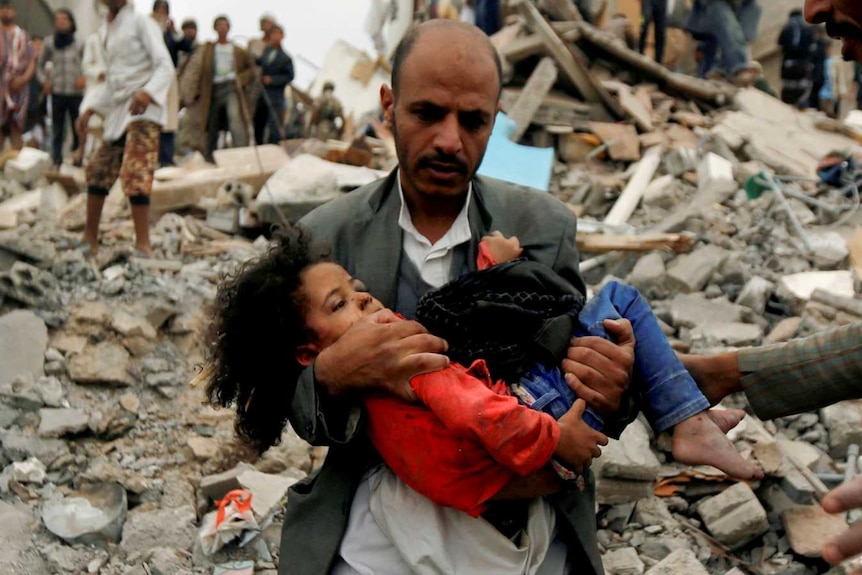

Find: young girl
206;226;761;514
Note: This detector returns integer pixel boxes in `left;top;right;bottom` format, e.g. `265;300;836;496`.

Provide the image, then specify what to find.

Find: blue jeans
687;0;750;76
516;281;709;433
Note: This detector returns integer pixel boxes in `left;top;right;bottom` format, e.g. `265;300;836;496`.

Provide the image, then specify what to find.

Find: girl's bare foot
672;411;764;480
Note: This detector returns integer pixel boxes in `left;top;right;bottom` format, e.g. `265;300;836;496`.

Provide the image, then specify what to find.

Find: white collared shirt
397;172;473;288
80;4;175;142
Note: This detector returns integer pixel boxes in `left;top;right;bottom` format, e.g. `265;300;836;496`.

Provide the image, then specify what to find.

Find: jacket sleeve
740;322;862;419
288;363;362;446
410;362;560;475
236;46;255;88
178;45;202;104
268;53;294;88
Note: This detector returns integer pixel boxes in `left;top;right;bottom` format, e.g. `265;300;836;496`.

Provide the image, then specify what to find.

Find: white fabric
334;467;569;575
80;4;175;142
397;172;473;288
370;467;557;575
214;43;237;84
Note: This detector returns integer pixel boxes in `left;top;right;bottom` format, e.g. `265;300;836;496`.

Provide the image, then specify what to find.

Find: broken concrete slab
120;505;196;556
665;244;729;293
697;482;769;548
821;401;862;457
634;497;679;530
596;477;655;505
38;408;89;437
0;261;62;309
735;276;775;315
186;437;219;461
10;457;47;484
4;147;51;187
589;122;641;162
697;153;737;198
645;549;709;575
599;419;661;481
604;547;645;575
68;343;134;387
42;482;128;545
255;154;385;225
781;505;848;558
0;501;49;573
764;317;802;344
690;322;763;348
0;430;71;465
669;294;747;329
110;310;158;341
779;271;856;308
0;310;47;387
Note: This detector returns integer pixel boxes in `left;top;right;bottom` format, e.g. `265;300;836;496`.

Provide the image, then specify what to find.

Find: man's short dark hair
181;19;197;30
153;0;169;12
213;15;230;29
391;21;503;99
271;24;284;35
789;8;803;18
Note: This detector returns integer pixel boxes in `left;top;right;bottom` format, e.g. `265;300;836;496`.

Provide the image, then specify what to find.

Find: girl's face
298;263;384;353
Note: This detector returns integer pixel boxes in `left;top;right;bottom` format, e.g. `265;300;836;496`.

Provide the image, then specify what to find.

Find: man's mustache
418;155;468;173
826;21;862;42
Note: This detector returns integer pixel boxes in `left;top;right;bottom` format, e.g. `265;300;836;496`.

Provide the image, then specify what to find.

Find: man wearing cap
38;8;85;168
0;0;36;151
308;81;344;141
77;0;175;255
255;24;294;145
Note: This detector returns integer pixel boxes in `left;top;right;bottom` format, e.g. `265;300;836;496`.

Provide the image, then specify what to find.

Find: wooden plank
577;232;696;253
513;0;623;119
499;26;579;63
846;228;862;281
588;122;640;162
602;81;654;132
538;0;583;22
509;57;559;142
604;145;663;226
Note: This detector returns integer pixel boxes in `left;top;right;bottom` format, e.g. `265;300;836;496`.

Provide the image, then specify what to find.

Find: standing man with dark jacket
38;9;85;168
778;8;815;107
254;24;293;145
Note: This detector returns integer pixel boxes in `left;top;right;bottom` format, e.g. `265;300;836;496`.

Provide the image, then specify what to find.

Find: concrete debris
781;506;849;558
697;482;770;548
42;482;128;545
0;10;857;573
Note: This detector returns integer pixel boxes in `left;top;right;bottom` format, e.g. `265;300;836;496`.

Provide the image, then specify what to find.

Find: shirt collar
397;170;473;250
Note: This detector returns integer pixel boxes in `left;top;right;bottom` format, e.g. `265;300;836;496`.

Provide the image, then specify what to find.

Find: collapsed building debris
1;4;862;574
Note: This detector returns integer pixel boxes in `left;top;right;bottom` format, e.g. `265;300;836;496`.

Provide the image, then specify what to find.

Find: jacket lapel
350;171;403;308
467;177;494;272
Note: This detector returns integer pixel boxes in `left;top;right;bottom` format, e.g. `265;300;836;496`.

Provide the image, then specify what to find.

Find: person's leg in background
158;131;176;167
253;95;268;145
51;93;67;167
83;138;124;252
652;0;668;65
265;89;285;144
709;2;750;78
206;84;228;161
638;0;654;56
119;120;160;256
226;86;249;148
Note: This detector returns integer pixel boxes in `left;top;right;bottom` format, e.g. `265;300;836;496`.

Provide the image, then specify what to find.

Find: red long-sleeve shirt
364;242;561;518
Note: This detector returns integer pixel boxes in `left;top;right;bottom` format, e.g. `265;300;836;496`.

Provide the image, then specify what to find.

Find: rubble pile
1;6;862;574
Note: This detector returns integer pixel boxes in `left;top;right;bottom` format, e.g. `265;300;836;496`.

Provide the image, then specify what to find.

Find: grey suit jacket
278;172;601;575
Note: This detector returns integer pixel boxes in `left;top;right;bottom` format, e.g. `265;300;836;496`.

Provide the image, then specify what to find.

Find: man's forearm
492;467;564;500
679;351;743;405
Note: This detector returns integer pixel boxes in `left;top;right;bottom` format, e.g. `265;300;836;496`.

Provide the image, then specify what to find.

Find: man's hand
822;476;862;565
76;110;93;137
129;91;154;115
554;399;609;474
74;75;86;92
482;231;523;263
562;319;635;415
10;76;27;92
313;309;450;401
262;75;272;85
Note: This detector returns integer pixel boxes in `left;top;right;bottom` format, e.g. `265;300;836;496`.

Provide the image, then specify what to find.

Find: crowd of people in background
3;0;861;169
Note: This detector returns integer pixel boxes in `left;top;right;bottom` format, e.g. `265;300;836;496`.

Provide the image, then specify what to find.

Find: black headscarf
53;9;77;50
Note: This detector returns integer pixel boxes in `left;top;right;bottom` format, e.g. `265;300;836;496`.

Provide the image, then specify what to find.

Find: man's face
54;11;72;33
260;18;274;34
0;6;15;25
297;263;384;356
183;26;196;41
381;28;499;204
806;0;862;62
270;29;284;46
215;19;230;39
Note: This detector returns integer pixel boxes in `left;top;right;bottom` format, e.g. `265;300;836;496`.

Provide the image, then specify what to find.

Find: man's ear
381;84;394;127
295;343;320;368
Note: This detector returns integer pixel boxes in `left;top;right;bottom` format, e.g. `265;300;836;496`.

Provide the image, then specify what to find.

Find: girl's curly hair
205;226;326;453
